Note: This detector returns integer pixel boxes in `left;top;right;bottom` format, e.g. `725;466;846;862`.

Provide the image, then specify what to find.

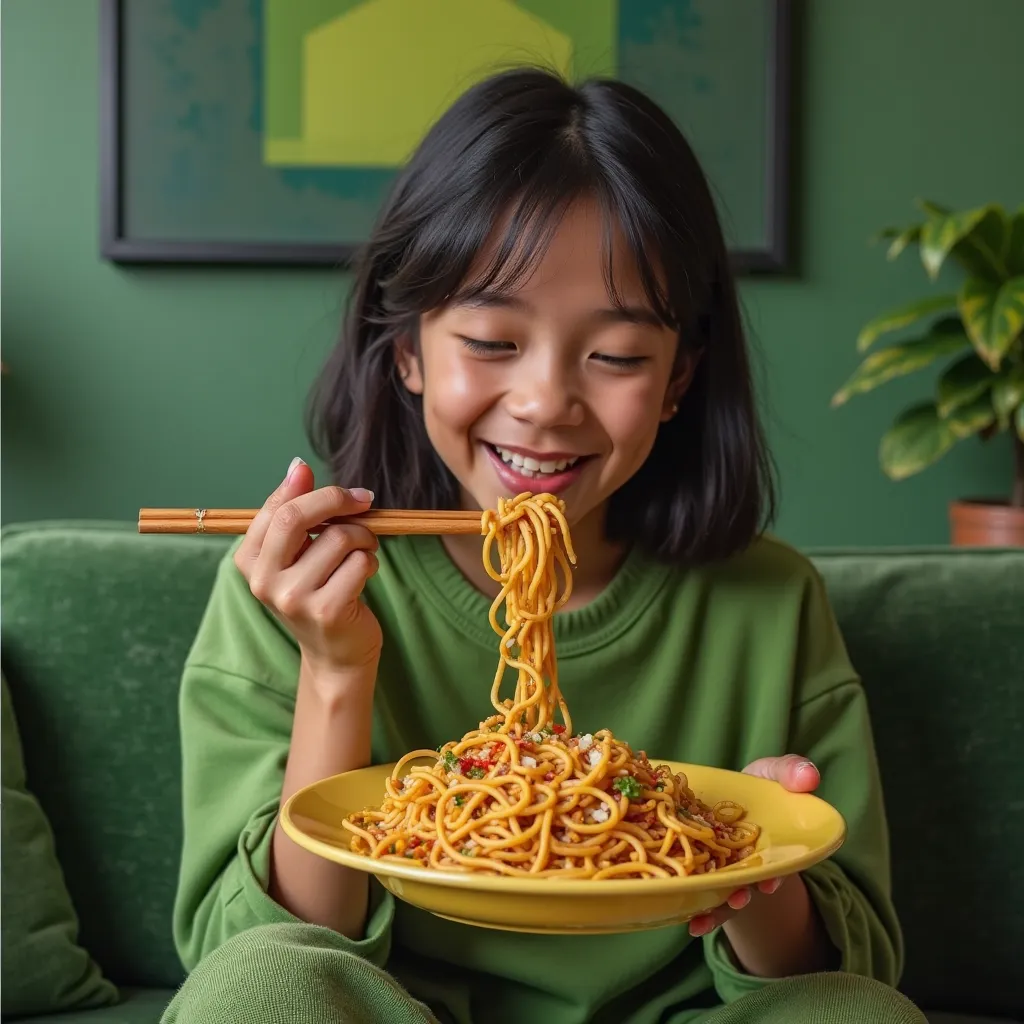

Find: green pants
161;923;927;1024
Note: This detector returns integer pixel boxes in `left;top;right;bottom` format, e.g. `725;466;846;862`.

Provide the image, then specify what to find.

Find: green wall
3;0;1022;546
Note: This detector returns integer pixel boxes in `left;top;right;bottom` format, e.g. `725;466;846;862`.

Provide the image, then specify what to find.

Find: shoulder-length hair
307;67;775;565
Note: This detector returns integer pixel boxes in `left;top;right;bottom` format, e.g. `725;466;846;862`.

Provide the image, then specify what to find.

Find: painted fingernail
349;487;374;503
286;456;304;481
762;877;782;894
689;917;713;937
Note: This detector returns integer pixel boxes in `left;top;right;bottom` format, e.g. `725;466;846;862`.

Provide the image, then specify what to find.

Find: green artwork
263;0;616;167
103;0;790;270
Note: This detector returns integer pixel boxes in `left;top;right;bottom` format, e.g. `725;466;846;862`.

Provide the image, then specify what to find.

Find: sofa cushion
813;547;1023;1021
13;987;177;1023
0;522;233;990
1;673;119;1017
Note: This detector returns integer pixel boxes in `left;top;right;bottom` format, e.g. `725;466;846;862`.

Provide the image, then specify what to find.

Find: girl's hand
688;754;820;938
234;458;383;680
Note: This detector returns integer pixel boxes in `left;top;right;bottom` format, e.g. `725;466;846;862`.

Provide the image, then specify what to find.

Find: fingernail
689;917;713;937
730;888;752;910
348;487;374;503
286;457;304;481
794;760;815;772
763;877;782;894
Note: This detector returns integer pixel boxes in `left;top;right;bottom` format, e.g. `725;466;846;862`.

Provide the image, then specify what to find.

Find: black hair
306;67;775;565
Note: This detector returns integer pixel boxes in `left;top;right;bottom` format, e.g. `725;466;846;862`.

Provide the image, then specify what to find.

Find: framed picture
100;0;793;273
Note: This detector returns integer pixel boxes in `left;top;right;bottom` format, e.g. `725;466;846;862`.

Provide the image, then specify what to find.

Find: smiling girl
162;69;925;1024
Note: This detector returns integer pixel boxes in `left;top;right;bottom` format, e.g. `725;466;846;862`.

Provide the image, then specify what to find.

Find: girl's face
399;200;691;527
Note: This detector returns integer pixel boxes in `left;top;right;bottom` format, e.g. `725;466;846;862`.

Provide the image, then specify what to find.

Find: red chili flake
408;837;421;848
544;771;555;782
552;724;566;734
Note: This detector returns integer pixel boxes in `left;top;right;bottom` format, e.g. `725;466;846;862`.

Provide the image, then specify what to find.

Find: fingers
308;549;380;623
743;753;820;793
236;457;314;571
688;887;751;937
276;524;378;598
255;483;374;579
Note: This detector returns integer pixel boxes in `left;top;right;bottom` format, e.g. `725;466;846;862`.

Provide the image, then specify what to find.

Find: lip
482;444;589;496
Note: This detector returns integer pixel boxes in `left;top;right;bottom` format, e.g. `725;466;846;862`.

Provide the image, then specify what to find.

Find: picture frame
99;0;794;273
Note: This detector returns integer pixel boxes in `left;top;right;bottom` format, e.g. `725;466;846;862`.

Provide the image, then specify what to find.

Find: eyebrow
450;289;666;328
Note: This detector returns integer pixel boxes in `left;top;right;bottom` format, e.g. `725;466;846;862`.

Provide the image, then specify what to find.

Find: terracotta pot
949;499;1024;547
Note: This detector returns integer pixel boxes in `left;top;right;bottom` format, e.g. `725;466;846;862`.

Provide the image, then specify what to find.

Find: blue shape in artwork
170;0;222;32
178;101;205;139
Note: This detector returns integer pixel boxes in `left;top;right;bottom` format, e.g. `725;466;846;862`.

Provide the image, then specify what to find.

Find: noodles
342;491;760;878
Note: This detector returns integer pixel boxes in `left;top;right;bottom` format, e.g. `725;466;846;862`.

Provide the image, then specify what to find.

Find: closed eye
458;337;517;355
591;353;649;369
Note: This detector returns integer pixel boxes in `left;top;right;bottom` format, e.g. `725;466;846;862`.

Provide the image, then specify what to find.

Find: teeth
494;447;580;476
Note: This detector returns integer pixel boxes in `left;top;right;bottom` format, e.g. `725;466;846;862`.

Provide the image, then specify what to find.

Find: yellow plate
280;760;846;935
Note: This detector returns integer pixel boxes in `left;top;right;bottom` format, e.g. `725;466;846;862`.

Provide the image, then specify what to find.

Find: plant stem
1013;431;1024;508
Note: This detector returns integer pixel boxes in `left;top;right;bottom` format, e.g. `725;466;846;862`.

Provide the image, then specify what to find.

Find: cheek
420;346;498;436
600;377;668;454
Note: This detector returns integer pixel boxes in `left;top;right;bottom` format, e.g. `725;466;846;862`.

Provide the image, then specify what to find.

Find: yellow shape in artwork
265;0;573;168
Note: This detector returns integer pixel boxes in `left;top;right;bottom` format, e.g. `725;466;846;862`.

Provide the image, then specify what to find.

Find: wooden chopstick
137;507;482;536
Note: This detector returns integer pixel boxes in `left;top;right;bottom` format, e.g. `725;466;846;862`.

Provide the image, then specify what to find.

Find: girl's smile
482;443;591;496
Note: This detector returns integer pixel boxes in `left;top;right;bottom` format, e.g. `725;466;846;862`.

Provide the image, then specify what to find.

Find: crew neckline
395;534;674;658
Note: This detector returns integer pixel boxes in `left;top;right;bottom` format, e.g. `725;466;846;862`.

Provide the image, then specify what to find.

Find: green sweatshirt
172;533;902;1024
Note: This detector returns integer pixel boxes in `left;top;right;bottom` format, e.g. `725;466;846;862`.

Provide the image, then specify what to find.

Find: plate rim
280;759;848;896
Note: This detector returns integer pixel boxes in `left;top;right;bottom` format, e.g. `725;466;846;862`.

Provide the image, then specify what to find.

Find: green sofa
1;521;1021;1024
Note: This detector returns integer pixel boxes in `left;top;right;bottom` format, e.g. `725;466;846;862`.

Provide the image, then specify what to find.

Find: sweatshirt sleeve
171;547;395;972
705;564;904;1001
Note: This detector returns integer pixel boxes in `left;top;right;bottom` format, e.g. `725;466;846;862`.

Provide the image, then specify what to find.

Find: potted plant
832;199;1024;546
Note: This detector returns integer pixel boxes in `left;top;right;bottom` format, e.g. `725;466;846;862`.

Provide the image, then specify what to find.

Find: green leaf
856;293;958;352
915;199;951;218
831;328;969;407
961;206;1010;279
886;225;922;262
946;392;996;438
879;402;957;480
936;353;996;417
871;226;902;243
1007;208;1024;276
920;205;1002;280
992;364;1024;421
1016;402;1024;442
959;275;1024;368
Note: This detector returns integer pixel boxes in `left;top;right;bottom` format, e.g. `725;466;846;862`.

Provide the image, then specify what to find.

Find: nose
504;352;585;429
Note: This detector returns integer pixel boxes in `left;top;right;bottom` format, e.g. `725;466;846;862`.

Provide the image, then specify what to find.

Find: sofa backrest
1;522;228;989
1;522;1021;1017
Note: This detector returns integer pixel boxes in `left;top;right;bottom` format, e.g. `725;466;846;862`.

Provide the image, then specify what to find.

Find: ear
660;348;702;422
395;338;424;395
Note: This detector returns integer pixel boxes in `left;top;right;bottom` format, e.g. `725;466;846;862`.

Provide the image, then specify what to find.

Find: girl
162;69;924;1024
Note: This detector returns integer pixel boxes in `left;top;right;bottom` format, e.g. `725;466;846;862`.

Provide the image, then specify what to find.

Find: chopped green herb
613;776;644;800
388;843;396;854
461;846;476;857
488;723;502;732
677;807;692;819
442;751;459;773
467;766;486;780
454;795;465;807
655;783;664;792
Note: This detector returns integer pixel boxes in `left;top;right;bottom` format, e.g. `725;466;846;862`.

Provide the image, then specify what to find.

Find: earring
670;402;679;416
